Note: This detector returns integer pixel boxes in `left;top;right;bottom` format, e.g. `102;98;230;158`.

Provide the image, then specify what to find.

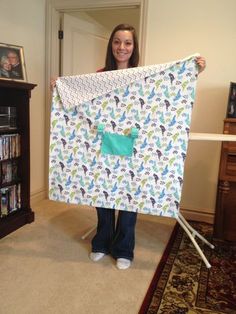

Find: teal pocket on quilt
97;124;138;157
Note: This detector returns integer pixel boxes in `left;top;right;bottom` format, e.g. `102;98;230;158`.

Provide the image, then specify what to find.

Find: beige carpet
0;200;175;314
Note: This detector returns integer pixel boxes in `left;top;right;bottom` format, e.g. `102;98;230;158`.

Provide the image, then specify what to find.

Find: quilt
49;54;199;218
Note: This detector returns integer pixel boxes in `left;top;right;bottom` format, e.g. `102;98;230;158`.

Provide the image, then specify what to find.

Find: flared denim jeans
91;207;137;261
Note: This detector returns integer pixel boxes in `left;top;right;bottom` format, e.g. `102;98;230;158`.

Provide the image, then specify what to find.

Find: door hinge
58;30;63;40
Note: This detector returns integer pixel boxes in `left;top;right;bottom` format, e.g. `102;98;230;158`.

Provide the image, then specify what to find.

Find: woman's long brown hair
104;24;139;71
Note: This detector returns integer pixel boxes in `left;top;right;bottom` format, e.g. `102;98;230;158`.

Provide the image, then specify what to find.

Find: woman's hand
50;77;57;91
196;56;206;73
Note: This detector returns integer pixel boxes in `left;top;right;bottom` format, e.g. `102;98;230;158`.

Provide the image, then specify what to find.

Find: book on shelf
0;115;21;217
0;134;20;160
1;160;18;184
0;184;21;218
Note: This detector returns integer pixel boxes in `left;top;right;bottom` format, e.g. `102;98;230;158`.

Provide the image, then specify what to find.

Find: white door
61;13;109;76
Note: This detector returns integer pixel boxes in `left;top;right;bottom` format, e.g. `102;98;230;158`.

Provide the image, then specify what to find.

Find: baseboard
180;208;214;224
30;189;47;205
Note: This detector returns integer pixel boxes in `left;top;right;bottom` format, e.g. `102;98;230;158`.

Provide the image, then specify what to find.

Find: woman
0;56;12;78
89;24;140;270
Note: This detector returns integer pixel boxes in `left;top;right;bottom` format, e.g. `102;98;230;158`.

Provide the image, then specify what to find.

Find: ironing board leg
81;225;97;240
178;213;215;249
176;213;214;269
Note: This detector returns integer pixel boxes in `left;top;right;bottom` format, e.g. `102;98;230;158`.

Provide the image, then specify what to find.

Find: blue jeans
91;207;137;261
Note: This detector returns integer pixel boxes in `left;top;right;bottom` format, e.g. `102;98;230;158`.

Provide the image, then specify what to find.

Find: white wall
0;0;46;203
145;0;236;221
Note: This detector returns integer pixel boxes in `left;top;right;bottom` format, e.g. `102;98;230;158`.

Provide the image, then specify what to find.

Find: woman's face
2;60;11;71
112;30;134;69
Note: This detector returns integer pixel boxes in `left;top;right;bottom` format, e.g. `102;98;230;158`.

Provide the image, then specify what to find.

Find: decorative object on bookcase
226;82;236;118
0;106;17;129
0;79;36;238
0;43;27;82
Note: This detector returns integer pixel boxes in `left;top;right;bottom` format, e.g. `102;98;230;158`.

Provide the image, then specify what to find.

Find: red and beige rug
139;221;236;313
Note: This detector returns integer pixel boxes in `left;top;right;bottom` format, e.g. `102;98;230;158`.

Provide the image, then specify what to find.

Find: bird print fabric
49;54;199;218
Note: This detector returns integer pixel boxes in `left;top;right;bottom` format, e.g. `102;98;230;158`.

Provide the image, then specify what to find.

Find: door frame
45;0;148;194
46;0;148;83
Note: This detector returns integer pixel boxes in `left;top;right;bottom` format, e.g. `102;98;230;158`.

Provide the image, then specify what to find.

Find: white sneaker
116;258;131;270
90;252;105;262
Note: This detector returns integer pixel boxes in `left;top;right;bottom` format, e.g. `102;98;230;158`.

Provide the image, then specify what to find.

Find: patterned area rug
139;221;236;313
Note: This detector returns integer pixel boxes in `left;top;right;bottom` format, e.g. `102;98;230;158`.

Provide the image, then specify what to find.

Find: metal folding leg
176;212;214;268
81;225;97;240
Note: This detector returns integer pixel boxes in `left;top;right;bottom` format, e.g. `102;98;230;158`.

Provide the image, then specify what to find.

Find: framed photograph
0;43;27;82
226;82;236;118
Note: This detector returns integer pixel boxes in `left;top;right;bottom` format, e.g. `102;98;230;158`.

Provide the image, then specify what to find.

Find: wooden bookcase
214;118;236;241
0;79;36;239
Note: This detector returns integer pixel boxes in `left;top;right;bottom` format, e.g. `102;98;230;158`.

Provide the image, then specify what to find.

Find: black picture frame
226;82;236;118
0;42;27;82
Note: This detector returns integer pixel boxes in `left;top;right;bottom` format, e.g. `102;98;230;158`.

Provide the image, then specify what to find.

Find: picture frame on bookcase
0;43;27;82
226;82;236;118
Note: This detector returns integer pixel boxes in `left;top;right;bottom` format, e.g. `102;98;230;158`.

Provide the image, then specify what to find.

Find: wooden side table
214;118;236;241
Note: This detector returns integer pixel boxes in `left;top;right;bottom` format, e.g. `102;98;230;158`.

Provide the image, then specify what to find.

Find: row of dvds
0;160;18;185
0;134;20;160
0;184;21;218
